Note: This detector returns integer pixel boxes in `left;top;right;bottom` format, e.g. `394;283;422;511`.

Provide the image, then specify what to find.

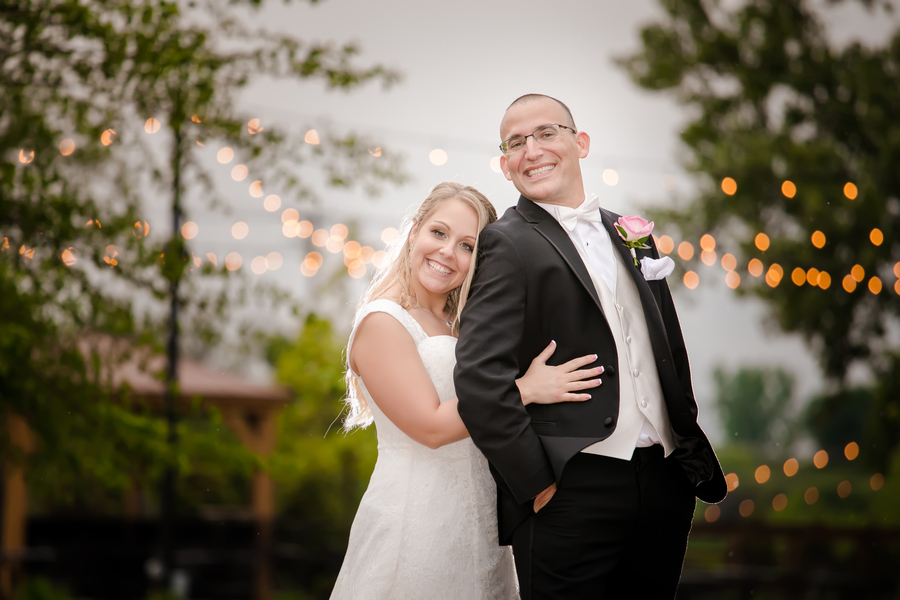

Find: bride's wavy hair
342;182;498;429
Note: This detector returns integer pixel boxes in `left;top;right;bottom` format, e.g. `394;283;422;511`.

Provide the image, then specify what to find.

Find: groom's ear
499;155;512;181
576;131;590;159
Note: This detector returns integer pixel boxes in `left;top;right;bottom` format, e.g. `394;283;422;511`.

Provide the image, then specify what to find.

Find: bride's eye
431;229;446;239
460;242;474;252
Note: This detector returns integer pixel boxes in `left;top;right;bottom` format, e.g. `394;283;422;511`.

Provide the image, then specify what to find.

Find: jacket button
604;417;614;427
605;366;616;376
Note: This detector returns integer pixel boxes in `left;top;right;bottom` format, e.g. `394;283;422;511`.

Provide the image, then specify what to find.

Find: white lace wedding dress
330;299;518;600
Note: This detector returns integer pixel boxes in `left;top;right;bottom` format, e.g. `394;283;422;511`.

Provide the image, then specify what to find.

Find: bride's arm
351;312;468;450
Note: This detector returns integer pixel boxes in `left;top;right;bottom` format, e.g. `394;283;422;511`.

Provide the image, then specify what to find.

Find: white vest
580;248;676;460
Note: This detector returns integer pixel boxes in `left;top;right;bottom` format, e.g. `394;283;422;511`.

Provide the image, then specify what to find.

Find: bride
331;182;603;599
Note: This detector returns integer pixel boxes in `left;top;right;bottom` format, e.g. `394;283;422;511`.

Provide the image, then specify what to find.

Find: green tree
714;366;795;448
619;0;900;460
267;314;376;596
1;0;401;511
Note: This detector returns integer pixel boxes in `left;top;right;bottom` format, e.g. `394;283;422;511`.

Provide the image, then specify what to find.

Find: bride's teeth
427;260;451;275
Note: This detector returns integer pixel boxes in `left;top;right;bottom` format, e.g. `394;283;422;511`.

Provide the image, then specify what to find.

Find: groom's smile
499;96;591;208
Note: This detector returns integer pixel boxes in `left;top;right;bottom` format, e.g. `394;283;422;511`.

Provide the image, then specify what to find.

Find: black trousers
512;446;697;600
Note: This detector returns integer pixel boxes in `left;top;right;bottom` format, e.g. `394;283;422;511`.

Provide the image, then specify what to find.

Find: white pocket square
640;256;675;281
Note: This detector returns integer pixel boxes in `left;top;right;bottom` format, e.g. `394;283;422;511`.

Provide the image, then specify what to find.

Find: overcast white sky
170;0;898;442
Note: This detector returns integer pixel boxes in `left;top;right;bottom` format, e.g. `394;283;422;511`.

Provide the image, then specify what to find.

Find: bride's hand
516;341;603;405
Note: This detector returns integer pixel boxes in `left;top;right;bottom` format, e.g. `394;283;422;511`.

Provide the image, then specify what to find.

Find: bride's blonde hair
343;182;498;429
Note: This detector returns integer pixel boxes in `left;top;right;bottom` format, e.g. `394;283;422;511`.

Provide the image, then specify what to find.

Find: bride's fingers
533;340;558;366
568;378;601;391
562;392;592;402
567;366;604;382
558;353;598;372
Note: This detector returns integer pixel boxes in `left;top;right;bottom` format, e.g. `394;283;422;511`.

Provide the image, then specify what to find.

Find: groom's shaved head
502;94;577;133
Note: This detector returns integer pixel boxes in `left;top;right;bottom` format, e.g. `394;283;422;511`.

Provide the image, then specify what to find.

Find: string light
721;177;737;195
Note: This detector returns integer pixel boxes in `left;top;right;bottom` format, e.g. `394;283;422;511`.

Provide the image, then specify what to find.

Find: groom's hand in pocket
533;482;557;513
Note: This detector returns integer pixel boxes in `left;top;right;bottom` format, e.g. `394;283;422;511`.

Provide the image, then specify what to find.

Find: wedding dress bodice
330;299;517;600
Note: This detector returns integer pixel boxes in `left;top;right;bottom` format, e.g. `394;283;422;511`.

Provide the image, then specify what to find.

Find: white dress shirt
534;195;663;450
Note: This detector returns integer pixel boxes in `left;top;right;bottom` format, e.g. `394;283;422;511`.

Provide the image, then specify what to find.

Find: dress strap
347;299;428;368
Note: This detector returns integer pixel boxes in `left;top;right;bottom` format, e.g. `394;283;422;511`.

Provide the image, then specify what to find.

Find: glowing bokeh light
725;271;740;289
490;156;502;173
721;253;737;272
818;272;831;290
133;221;150;238
755;465;771;484
783;458;799;477
18;150;34;164
266;252;283;271
811;230;826;248
781;180;796;198
869;276;882;294
348;260;367;279
282;222;297;238
804;487;819;505
369;147;382;157
845;441;859;460
181;221;198;239
792;268;806;286
739;499;754;517
59;139;75;156
699;234;716;252
766;264;783;287
381;227;400;245
231;221;249;240
748;258;764;277
704;505;720;523
331;224;349;240
813;450;829;469
700;250;717;266
231;164;248;181
247;118;263;135
251;256;267;274
843;275;857;293
263;195;281;212
372;250;386;267
311;229;328;247
755;233;770;251
806;267;820;286
282;209;300;223
360;246;375;264
225;252;242;271
100;129;116;146
844;182;858;200
343;241;362;258
851;264;865;282
326;236;345;254
725;473;739;492
683;271;699;289
837;480;852;498
249;180;263;198
870;228;884;246
871;474;885;491
206;253;217;266
429;149;448;166
677;241;694;261
144;118;161;134
657;235;674;254
300;260;318;277
217;147;234;164
306;252;324;268
721;177;737;195
602;169;619;186
296;221;313;238
772;493;788;512
61;248;76;266
304;130;320;145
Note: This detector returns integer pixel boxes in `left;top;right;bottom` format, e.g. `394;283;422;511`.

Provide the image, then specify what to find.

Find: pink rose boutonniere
614;216;654;266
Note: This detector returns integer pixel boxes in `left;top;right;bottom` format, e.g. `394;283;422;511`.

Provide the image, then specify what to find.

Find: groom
455;94;727;599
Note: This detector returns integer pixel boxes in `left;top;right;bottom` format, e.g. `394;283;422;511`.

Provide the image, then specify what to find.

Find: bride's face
409;198;479;297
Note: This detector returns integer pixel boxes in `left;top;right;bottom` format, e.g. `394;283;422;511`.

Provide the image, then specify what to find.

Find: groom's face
499;97;590;207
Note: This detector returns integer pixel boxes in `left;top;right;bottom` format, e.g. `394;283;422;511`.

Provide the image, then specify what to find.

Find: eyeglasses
499;124;576;155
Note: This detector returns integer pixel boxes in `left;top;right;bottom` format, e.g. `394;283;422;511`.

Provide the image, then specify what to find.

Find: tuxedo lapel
515;197;603;315
600;209;673;358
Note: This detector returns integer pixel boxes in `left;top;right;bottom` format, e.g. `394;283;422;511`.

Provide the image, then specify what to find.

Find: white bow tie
557;195;603;232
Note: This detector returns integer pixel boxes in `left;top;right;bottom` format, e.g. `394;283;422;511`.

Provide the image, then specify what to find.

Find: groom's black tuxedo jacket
455;196;727;544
